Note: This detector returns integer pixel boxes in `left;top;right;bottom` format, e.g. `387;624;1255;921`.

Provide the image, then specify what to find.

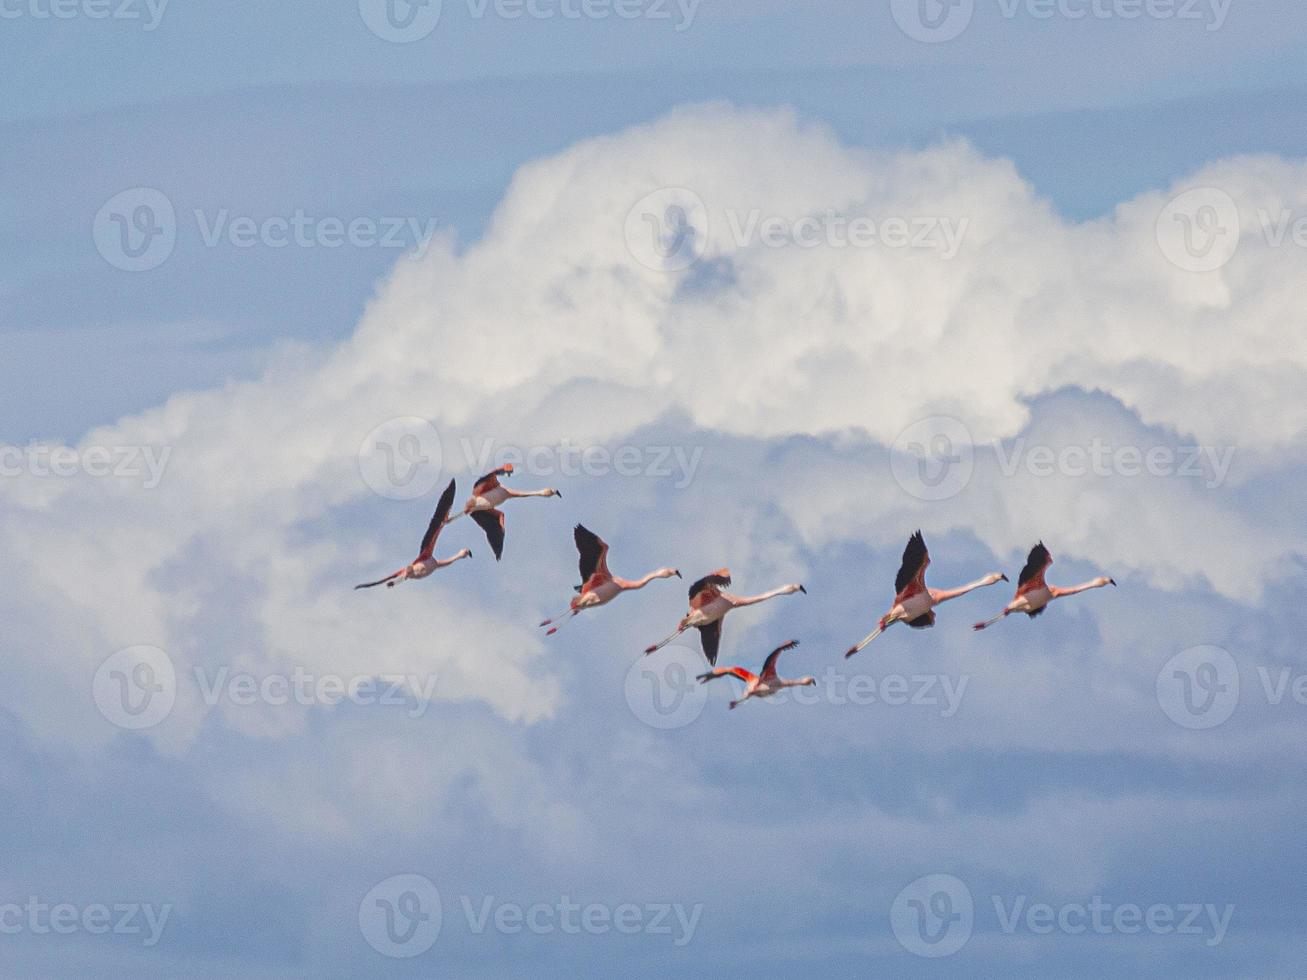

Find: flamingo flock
356;469;1117;710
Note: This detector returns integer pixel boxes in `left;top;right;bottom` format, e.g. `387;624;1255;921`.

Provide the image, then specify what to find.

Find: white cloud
1;103;1303;761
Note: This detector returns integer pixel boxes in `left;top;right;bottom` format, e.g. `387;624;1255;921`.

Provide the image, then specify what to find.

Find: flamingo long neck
506;487;554;498
730;586;792;608
1052;580;1107;598
618;570;667;590
933;576;998;603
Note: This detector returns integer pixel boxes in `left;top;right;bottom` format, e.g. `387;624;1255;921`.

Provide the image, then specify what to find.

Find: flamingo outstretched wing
471;509;506;561
1017;541;1053;594
759;640;799;681
895;530;930;599
473;464;513;496
689;569;731;604
697;620;723;666
417;479;458;561
573;524;611;588
697;666;756;685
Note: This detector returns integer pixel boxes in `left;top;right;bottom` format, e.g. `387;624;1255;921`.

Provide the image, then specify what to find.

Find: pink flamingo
539;525;680;635
697;640;816;710
644;569;805;666
447;464;561;561
355;479;471;589
973;542;1115;630
845;531;1006;656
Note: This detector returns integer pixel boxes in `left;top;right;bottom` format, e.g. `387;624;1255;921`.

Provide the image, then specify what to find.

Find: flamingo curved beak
1109;578;1117;586
798;584;807;594
674;570;682;578
1001;573;1009;582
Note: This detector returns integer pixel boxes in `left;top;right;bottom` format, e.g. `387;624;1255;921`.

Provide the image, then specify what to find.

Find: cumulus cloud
1;102;1302;770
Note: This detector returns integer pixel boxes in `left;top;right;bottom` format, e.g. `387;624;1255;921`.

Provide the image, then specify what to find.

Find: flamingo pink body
973;542;1115;630
845;531;1007;657
354;478;472;590
644;568;805;666
448;464;561;562
540;525;679;634
697;640;816;710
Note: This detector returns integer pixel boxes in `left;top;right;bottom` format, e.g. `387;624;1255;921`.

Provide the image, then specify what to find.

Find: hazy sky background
3;2;1306;977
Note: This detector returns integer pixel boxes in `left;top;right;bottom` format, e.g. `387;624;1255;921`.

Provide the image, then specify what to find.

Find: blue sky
3;2;1306;977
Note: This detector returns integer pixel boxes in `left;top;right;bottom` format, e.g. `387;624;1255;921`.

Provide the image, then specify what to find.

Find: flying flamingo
973;542;1116;630
538;524;680;635
845;531;1007;657
446;463;561;561
355;478;472;589
697;640;816;710
644;569;806;666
